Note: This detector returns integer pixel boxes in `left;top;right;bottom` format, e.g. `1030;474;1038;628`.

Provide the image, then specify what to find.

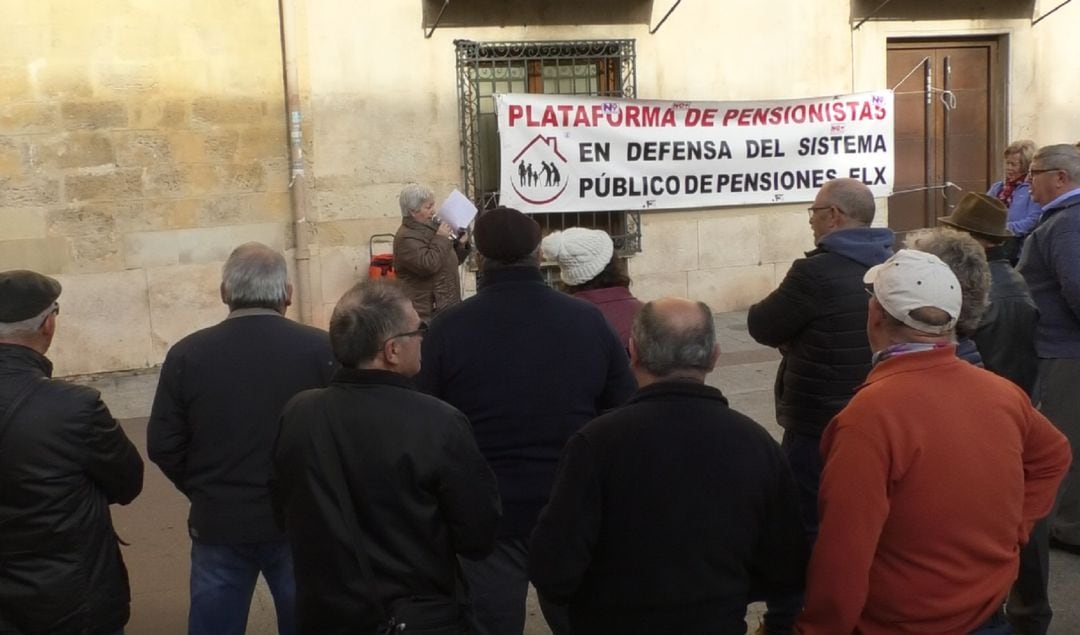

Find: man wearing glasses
0;270;144;635
273;279;499;634
1018;144;1080;556
148;242;335;635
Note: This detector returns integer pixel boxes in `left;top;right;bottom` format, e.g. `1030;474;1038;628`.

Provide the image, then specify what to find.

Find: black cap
0;270;61;323
474;207;542;264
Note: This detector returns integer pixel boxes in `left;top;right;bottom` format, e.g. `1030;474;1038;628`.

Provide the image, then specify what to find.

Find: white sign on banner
495;91;894;213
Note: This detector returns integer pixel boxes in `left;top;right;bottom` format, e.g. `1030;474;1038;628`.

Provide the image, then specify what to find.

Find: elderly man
796;250;1070;635
273;280;499;634
1019;144;1080;555
0;270;144;634
747;177;894;539
393;183;472;320
417;207;636;635
148;243;335;635
530;298;807;634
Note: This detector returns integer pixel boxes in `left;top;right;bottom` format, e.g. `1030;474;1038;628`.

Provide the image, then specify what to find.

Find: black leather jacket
0;344;143;635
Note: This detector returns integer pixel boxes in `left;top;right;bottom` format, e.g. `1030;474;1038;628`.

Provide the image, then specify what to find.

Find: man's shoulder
169;315;328;354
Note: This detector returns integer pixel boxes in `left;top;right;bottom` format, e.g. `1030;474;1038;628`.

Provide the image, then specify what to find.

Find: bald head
630;297;719;384
221;242;291;312
820;178;875;225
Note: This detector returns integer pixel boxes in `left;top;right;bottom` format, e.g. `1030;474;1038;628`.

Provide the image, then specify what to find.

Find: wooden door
887;39;1004;240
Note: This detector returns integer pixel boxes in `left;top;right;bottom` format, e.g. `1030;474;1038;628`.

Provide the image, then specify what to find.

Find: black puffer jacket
0;344;144;635
747;227;893;438
973;247;1039;396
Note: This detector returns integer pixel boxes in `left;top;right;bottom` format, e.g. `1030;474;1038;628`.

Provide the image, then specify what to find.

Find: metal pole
277;0;315;325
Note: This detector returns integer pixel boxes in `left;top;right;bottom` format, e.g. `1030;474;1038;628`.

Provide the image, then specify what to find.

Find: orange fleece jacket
796;346;1070;635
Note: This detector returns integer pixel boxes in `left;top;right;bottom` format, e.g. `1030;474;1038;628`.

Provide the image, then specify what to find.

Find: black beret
0;270;61;323
474;207;542;264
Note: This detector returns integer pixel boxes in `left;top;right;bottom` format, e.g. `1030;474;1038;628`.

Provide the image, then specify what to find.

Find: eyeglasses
807;205;845;218
1028;167;1063;177
382;321;428;346
39;303;59;329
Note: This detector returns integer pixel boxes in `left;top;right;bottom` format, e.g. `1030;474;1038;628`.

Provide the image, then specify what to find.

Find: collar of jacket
331;366;415;390
402;216;437;233
985;245;1008;263
478;265;544;290
627;379;729;407
1040;190;1080;221
573;286;635;305
0;342;53;377
860;344;958;390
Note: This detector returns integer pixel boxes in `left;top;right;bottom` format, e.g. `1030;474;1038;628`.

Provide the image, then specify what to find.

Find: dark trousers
459;537;570;635
781;430;823;542
1006;518;1051;635
188;540;296;635
1037;358;1080;545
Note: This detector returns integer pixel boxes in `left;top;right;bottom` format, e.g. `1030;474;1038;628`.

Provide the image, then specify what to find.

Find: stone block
65;168;143;202
315;181;407;222
191;97;267;126
237;127;286;161
130;99;188;129
0;177;60;207
319;245;366;308
47;205;122;272
33;132;116;169
698;214;761;269
0;237;70;273
49;269;155;376
216;162;265;192
0;208;46;240
0;103;59;134
114;132;171;166
61;101;129;130
112;199;202;233
260;158;290;193
204;131;240;162
47;204;117;238
688;265;777;313
98;62;160;94
35;63;93;99
628;270;689;303
123;222;286;268
197;192;291;227
0;138;24;175
146;262;228;359
317;218;401;248
759;208;813;264
0;65;31;102
630;216;700;274
164;131;208;163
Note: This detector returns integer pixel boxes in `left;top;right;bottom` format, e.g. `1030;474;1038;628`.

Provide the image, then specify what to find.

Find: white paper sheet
437;189;478;230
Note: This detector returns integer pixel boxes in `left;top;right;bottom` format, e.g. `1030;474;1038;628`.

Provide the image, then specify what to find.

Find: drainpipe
278;0;314;324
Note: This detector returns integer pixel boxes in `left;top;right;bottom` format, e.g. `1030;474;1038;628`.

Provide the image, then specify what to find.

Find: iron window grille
455;39;641;256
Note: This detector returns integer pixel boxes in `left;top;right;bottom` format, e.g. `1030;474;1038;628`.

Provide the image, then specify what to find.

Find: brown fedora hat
938;192;1012;239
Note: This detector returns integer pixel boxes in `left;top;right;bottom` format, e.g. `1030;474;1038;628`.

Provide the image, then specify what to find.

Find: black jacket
147;311;335;544
529;381;807;634
973;247;1040;396
416;266;636;538
272;368;500;635
0;344;143;635
747;227;893;437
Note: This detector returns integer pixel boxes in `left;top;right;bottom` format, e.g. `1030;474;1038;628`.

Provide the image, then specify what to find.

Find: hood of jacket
816;226;894;267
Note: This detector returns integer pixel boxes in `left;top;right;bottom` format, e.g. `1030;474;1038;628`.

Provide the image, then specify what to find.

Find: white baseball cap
863;249;961;335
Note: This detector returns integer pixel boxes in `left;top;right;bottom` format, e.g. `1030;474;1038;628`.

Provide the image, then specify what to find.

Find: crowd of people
2;143;1080;635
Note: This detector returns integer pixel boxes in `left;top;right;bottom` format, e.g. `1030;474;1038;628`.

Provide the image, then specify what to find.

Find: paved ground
83;312;1080;633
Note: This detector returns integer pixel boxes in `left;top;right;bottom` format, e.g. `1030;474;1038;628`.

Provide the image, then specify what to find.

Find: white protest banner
495;91;893;213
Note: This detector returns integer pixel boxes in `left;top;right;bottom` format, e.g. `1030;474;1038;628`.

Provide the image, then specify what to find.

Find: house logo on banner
495;91;894;214
510;135;569;205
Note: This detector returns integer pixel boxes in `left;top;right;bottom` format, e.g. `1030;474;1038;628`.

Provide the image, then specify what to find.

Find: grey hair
823;178;875;225
1004;139;1037;173
221;242;289;311
631;300;716;377
0;303;55;339
904;227;989;337
399;183;435;217
329;279;409;368
1033;144;1080;183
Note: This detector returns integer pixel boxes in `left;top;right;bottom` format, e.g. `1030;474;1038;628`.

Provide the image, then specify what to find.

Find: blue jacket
747;226;894;437
988;181;1043;236
416;266;635;538
1018;191;1080;358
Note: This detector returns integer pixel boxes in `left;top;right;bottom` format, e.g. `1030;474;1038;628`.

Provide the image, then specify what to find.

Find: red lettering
508;104;523;126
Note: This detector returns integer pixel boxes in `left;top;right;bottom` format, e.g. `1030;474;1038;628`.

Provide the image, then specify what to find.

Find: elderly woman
392;184;471;320
988;140;1043;262
541;227;642;348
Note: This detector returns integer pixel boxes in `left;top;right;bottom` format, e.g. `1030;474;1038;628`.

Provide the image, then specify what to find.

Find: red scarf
996;176;1025;207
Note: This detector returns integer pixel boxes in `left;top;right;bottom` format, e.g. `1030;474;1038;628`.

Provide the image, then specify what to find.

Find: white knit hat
541;228;614;286
863;249;961;334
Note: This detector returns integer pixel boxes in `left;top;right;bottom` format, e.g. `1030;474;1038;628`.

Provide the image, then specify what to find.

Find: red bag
369;253;396;280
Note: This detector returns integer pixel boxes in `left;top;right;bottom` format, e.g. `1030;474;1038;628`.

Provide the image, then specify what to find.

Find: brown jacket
393;216;470;320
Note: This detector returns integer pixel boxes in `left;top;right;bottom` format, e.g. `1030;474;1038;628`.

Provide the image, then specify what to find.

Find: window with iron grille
455;39;641;255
